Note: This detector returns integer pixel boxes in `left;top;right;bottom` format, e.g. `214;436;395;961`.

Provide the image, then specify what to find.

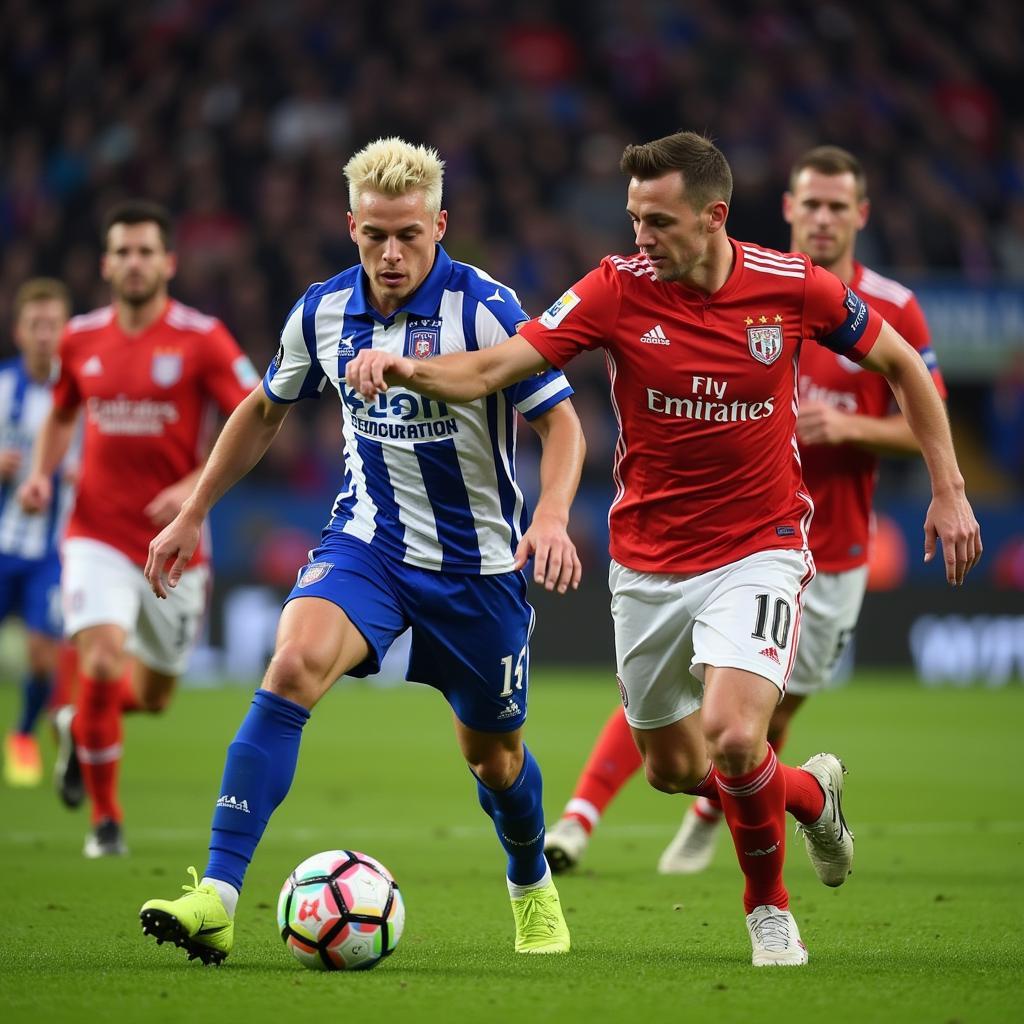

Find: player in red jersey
656;145;950;873
344;132;981;965
18;201;256;857
544;145;954;879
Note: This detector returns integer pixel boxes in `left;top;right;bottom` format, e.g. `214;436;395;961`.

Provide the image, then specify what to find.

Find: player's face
102;222;176;307
348;189;447;316
14;298;67;367
626;173;725;283
783;169;868;269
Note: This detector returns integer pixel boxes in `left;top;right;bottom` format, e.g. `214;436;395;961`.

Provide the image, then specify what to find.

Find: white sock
507;863;552;900
202;876;239;918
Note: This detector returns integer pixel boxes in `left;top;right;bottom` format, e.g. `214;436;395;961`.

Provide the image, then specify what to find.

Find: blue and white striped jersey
0;358;75;560
263;246;573;575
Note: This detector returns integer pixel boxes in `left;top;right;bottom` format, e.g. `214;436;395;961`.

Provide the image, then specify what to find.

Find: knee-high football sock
686;741;824;825
476;745;548;886
716;747;789;913
73;674;123;824
16;672;52;735
117;674;143;713
48;644;79;711
562;706;642;833
205;689;310;893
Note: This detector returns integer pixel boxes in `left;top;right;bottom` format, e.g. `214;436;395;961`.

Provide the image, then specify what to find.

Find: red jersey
53;300;256;567
798;262;946;572
519;240;882;574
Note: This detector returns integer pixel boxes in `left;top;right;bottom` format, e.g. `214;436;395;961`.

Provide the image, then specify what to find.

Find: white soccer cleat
658;804;722;875
796;752;854;887
543;818;589;874
745;904;808;966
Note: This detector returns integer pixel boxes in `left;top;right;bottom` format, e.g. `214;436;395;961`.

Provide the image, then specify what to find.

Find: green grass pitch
1;670;1022;1024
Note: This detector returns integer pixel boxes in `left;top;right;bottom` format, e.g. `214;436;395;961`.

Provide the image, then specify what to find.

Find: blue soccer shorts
283;533;534;733
0;552;62;637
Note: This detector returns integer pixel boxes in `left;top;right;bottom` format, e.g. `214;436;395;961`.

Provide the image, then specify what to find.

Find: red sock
563;706;642;833
48;644;80;710
686;738;824;825
73;674;125;824
716;748;789;914
118;673;142;713
779;763;825;824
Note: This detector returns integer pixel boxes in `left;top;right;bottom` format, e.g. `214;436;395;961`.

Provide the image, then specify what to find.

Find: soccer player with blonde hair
139;137;583;963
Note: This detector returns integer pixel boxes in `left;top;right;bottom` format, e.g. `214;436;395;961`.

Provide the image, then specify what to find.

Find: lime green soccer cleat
140;867;234;966
511;879;571;954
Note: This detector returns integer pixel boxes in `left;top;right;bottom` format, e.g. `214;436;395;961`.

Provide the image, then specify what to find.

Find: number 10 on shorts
751;593;792;649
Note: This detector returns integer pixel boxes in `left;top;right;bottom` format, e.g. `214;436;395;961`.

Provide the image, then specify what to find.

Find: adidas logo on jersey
81;355;104;376
759;646;781;664
640;324;670;345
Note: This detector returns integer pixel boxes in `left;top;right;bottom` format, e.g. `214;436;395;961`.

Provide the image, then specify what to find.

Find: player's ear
164;251;178;282
347;211;357;242
705;199;728;234
857;198;870;230
434;209;448;242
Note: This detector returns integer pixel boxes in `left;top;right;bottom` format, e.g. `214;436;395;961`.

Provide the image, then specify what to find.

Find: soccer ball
277;850;405;970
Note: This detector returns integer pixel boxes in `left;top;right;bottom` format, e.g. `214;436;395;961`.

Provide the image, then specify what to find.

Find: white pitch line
2;820;1023;846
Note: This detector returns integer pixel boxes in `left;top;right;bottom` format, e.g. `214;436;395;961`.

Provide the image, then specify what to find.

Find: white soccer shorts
787;564;868;696
61;537;209;676
609;548;813;730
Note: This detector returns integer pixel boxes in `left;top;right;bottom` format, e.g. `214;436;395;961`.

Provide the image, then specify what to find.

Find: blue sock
205;689;310;891
16;673;52;735
475;745;548;886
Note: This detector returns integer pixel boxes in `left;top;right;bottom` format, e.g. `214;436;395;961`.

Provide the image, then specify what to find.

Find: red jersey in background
53;300;256;567
798;263;946;572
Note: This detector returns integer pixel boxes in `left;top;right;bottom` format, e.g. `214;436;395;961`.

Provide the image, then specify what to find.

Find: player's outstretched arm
516;401;586;594
17;405;78;513
345;334;551;403
144;388;290;597
859;322;982;585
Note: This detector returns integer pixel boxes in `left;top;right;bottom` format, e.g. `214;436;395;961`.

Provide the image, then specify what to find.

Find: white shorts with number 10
609;549;813;730
61;537;209;677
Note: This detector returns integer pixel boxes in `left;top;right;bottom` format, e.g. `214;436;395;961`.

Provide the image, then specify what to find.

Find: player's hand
514;512;582;594
144;478;197;527
923;485;982;586
145;510;203;599
16;474;52;513
796;400;849;446
344;350;416;401
0;448;22;480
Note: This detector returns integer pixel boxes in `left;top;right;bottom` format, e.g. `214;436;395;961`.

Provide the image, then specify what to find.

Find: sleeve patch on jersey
233;354;260;388
822;287;870;354
539;289;581;328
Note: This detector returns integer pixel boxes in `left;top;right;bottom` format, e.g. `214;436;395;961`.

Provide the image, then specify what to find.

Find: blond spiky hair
343;137;445;216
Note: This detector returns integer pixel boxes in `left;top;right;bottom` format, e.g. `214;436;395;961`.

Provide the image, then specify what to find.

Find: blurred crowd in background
2;0;1022;587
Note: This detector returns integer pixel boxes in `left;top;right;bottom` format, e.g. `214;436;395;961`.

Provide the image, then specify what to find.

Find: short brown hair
102;200;174;250
13;277;71;321
790;146;868;201
620;131;733;210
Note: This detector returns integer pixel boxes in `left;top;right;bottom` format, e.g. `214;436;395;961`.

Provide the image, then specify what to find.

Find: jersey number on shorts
499;645;527;697
750;594;792;649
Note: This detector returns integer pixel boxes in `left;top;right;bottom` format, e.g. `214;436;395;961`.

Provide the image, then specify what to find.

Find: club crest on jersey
747;325;783;366
151;351;183;387
406;323;440;360
297;561;334;588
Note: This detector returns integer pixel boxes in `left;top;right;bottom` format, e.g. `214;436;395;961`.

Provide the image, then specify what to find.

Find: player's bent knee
470;754;521;792
643;758;702;795
263;641;332;707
